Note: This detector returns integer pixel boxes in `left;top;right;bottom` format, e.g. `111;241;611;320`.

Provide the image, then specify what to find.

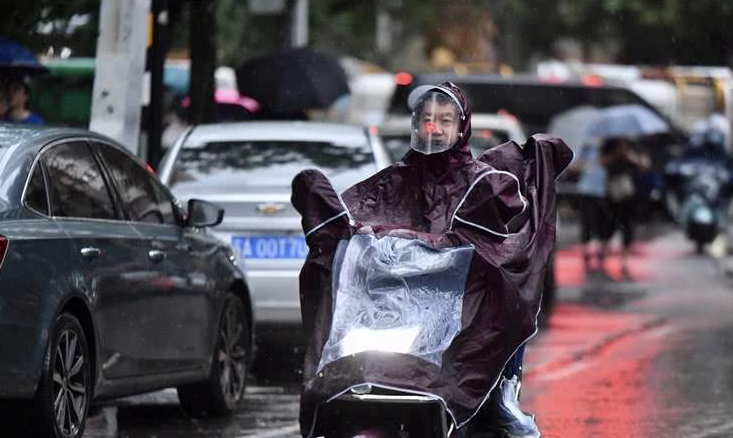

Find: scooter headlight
692;206;714;224
679;163;697;177
341;327;420;357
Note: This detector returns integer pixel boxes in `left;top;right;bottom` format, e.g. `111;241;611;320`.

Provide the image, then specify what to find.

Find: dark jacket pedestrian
600;137;650;268
1;76;44;125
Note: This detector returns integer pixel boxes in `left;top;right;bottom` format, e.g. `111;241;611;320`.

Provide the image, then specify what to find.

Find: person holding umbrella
0;38;48;125
1;74;44;125
600;136;651;275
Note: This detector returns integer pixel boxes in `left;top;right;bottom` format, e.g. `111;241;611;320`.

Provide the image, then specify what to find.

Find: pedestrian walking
600;136;650;275
572;140;613;272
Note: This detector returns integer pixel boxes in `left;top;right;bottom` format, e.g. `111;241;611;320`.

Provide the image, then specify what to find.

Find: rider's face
416;101;460;148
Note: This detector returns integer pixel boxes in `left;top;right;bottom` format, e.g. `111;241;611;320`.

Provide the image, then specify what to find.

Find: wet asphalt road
21;227;733;438
526;230;733;438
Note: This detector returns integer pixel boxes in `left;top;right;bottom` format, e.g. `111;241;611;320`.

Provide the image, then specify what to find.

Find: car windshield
169;140;376;193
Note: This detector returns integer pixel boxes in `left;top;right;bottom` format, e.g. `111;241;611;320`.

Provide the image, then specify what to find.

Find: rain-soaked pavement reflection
83;341;305;438
86;387;300;438
75;230;733;438
84;381;302;438
526;232;733;438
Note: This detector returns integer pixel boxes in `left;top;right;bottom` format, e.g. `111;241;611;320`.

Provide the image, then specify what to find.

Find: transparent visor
410;92;463;155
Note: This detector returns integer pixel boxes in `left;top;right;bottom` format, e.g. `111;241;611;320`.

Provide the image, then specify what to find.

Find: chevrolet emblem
257;203;285;215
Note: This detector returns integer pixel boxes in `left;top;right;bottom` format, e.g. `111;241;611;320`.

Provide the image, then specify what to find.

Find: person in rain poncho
292;82;573;438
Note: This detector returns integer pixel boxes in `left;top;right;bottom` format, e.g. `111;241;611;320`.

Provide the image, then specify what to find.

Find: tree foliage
0;0;100;57
489;0;733;66
4;0;733;73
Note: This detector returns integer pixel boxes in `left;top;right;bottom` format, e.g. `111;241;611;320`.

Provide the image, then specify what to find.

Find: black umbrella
237;48;349;119
0;37;48;76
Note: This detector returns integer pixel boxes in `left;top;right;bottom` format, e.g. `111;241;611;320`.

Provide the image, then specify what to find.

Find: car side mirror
187;199;224;228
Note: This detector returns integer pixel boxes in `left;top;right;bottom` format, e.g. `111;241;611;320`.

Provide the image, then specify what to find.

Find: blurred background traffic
4;1;733;437
5;0;733;262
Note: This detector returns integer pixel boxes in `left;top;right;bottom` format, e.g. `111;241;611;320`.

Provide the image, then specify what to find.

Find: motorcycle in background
665;152;733;253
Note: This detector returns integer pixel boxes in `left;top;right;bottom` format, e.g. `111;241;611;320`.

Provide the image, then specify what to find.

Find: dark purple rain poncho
291;82;573;437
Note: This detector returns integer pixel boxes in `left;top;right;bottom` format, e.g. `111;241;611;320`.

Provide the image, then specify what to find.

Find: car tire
34;313;91;438
178;292;249;417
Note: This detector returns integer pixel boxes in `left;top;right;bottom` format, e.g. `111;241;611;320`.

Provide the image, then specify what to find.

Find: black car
0;124;254;438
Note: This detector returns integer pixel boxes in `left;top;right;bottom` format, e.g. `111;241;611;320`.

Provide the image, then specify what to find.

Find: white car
158;121;391;336
379;112;527;160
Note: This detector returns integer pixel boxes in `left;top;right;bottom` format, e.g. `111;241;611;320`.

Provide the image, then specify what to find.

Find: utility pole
291;0;308;47
189;0;217;124
147;0;168;167
376;1;392;57
90;0;151;155
377;0;401;69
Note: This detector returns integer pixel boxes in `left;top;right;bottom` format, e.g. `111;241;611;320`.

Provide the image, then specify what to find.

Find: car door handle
80;247;101;260
148;249;166;262
176;243;193;252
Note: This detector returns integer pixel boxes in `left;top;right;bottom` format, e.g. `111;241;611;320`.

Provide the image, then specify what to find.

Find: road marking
246;386;287;394
532;324;675;383
643;324;676;339
234;423;300;438
534;359;594;382
683;420;733;438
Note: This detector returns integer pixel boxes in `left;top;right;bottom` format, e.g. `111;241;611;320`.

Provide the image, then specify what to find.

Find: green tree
0;0;100;57
488;0;733;67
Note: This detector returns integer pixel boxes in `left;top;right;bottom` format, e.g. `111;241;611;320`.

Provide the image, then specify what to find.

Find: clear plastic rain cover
317;234;474;373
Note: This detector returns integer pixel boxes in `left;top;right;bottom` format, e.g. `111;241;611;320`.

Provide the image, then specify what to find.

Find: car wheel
34;313;91;438
178;292;249;417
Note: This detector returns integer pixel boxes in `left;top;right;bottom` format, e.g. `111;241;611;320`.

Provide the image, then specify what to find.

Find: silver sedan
158;121;391;335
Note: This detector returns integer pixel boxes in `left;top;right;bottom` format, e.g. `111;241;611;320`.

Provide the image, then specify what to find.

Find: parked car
158;121;391;338
0;124;254;438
